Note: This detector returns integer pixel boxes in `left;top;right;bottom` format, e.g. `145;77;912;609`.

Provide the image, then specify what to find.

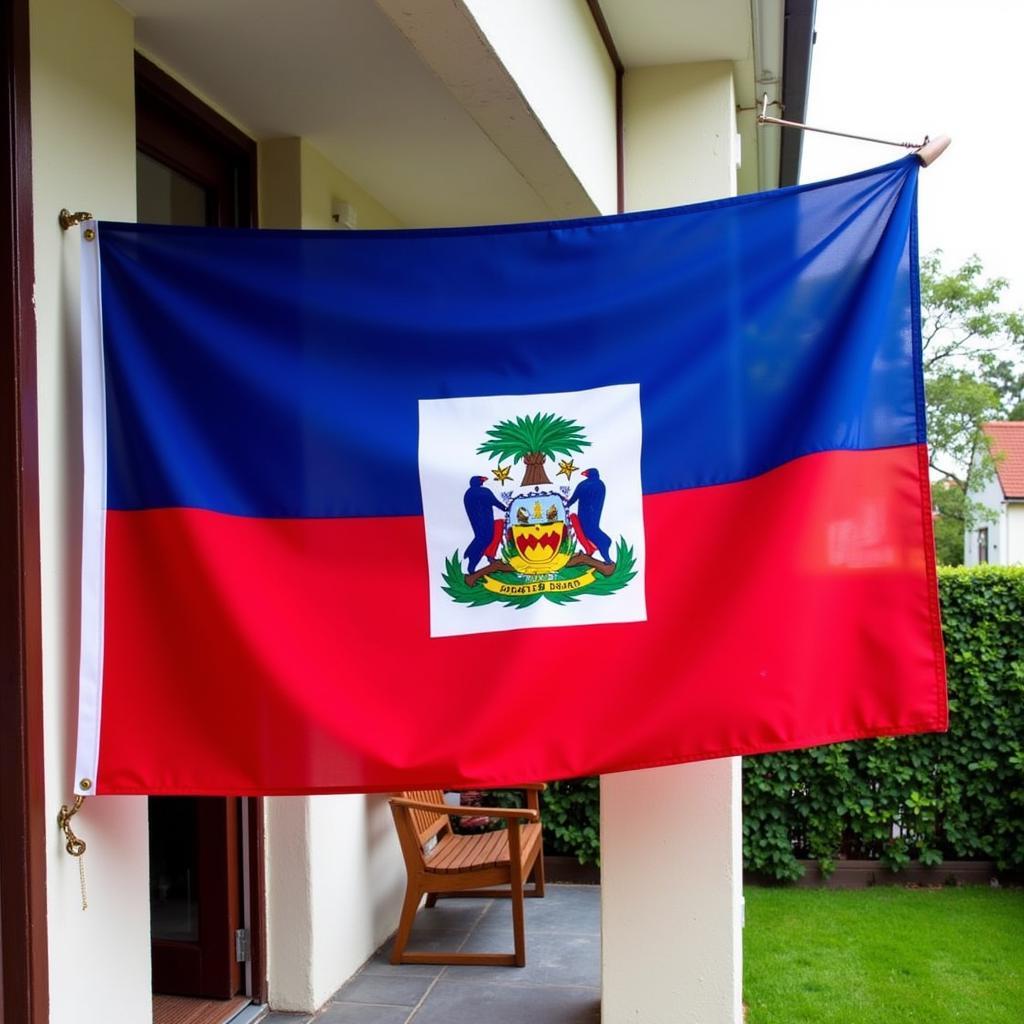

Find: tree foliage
922;253;1024;558
931;481;966;567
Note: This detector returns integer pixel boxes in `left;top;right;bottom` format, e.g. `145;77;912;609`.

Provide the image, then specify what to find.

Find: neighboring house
964;422;1024;565
2;2;815;1024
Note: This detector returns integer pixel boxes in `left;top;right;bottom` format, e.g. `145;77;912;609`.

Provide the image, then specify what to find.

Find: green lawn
744;886;1024;1024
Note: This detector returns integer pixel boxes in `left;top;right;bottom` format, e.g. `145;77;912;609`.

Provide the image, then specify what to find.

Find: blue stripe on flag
99;157;921;518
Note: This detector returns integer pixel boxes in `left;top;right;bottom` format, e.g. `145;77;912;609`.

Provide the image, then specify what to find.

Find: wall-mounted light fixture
331;199;357;230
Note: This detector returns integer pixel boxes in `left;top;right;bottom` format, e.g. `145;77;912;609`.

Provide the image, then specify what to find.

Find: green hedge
744;566;1024;880
485;778;601;864
492;567;1024;875
539;777;601;864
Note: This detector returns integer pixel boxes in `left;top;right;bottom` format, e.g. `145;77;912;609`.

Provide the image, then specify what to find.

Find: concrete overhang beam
374;0;608;219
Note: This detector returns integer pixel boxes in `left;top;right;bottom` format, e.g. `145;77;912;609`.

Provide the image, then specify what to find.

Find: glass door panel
137;151;210;227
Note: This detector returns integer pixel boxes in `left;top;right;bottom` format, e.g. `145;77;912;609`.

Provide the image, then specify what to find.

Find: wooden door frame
0;0;48;1021
135;52;266;1003
244;799;267;1002
135;54;258;228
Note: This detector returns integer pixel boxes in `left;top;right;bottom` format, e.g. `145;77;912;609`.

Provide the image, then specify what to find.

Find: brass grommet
83;228;96;242
79;778;92;791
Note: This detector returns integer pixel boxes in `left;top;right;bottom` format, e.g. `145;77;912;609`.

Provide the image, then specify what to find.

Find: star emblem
492;464;512;485
557;458;578;481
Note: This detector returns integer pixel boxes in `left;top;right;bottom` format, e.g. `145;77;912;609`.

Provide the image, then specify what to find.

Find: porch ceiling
600;0;789;193
599;0;754;67
124;0;558;227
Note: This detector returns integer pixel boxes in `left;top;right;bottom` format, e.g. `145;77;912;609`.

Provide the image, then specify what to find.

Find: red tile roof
983;422;1024;499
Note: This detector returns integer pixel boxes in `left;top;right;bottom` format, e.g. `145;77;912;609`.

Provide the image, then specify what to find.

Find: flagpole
755;93;950;166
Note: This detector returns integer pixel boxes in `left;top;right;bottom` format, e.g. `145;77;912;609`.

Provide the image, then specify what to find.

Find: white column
601;62;744;1024
264;794;408;1011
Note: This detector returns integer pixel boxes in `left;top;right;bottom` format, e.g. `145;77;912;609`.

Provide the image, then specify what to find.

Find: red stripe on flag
95;444;946;795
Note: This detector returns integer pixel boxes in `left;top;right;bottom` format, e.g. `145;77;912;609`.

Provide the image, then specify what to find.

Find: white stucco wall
30;1;153;1022
261;137;401;231
1006;503;1024;564
299;140;401;230
963;471;1005;565
308;796;407;1001
622;61;738;210
264;798;315;1008
265;794;407;1011
462;0;619;215
602;59;743;1024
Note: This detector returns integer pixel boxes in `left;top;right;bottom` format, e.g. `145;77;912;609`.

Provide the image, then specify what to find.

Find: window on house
977;527;989;564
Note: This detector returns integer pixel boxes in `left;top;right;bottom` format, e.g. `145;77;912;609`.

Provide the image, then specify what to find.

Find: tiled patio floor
264;885;600;1024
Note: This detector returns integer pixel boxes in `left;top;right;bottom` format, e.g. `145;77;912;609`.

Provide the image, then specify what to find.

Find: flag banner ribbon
481;568;599;597
74;156;947;796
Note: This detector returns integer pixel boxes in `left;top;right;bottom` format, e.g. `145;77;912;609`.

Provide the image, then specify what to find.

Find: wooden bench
388;786;546;966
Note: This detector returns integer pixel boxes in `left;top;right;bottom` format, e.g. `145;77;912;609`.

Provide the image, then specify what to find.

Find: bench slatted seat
388;786;546;966
426;821;543;873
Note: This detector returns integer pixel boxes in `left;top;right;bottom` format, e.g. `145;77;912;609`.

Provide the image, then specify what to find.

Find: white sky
800;0;1024;306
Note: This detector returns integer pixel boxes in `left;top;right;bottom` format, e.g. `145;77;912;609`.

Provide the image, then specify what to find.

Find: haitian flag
74;156;947;796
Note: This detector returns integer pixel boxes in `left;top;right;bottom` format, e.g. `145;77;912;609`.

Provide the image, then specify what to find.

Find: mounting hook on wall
59;208;93;230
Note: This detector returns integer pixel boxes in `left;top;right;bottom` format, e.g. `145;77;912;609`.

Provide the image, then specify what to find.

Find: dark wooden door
135;53;260;1001
150;799;242;998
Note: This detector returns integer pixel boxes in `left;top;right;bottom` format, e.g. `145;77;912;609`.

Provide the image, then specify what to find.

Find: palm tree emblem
442;411;637;608
476;414;590;487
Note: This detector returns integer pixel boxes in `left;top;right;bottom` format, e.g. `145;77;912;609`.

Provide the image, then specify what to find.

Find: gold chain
58;795;88;910
78;854;89;911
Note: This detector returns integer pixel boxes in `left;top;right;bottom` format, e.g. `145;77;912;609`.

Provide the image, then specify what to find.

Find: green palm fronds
476;413;591;463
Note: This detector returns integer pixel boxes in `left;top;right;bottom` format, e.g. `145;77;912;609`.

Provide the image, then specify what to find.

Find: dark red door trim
0;0;49;1022
135;54;258;228
246;799;267;1003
